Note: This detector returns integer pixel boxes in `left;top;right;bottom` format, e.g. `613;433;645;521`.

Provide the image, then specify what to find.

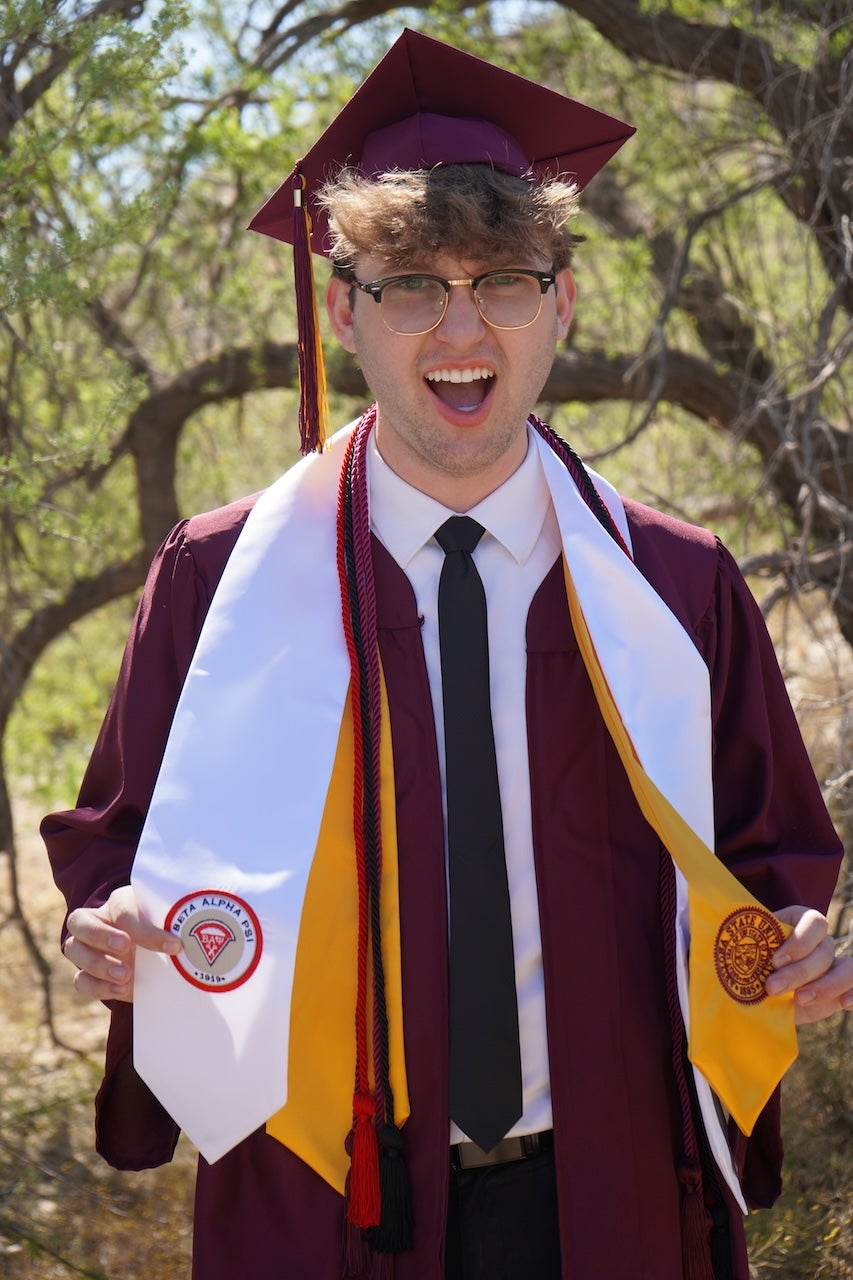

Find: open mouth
424;367;495;413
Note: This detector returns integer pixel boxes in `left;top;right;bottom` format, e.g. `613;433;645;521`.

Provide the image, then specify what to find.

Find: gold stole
266;684;409;1192
562;559;796;1135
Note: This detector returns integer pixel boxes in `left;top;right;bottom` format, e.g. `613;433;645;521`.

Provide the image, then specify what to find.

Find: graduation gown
42;491;842;1279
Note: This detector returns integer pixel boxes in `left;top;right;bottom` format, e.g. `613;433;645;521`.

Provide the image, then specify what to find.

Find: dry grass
0;808;195;1279
745;1020;853;1279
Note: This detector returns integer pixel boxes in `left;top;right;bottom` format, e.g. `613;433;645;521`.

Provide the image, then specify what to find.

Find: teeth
425;367;493;384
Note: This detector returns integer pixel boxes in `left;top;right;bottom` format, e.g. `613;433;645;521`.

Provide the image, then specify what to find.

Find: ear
554;268;576;341
325;273;357;353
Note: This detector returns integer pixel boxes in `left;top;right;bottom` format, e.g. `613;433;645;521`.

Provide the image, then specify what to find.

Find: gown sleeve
696;539;843;1207
700;540;841;913
41;500;253;1169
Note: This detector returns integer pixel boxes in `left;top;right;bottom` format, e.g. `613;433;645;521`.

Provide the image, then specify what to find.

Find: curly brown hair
317;164;581;274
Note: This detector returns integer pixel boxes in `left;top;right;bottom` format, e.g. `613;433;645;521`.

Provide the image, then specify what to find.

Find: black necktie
435;516;523;1153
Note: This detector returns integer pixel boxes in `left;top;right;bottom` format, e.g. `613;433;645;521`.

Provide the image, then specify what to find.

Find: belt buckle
455;1136;525;1169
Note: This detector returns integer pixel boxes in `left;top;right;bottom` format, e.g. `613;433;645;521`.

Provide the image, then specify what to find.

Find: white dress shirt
368;425;562;1144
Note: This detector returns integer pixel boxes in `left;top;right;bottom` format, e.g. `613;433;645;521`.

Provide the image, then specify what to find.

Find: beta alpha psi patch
165;890;263;992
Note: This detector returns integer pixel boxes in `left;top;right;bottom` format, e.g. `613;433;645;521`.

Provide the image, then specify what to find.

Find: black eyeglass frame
345;268;558;334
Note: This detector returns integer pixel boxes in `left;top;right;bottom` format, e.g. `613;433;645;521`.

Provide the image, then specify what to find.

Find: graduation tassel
678;1160;715;1280
342;1138;371;1278
342;1220;370;1280
368;1124;413;1255
291;166;330;454
347;1092;382;1228
369;1247;395;1280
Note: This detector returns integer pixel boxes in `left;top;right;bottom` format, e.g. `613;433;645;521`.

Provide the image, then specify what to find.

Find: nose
435;281;487;343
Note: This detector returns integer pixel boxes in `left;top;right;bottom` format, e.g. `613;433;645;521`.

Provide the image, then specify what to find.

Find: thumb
129;915;184;955
106;887;183;955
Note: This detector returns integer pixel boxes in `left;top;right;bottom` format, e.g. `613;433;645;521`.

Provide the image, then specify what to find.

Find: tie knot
435;516;485;556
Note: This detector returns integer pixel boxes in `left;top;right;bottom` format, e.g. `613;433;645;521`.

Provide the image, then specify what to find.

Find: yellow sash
266;682;409;1192
562;560;796;1135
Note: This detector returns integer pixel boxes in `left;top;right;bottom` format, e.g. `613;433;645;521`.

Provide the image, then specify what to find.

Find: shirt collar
368;421;552;568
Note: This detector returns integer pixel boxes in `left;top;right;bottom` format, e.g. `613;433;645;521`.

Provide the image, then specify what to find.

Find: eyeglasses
348;269;557;335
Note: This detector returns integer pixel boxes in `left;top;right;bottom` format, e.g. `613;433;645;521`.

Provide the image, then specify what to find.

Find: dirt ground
0;803;196;1279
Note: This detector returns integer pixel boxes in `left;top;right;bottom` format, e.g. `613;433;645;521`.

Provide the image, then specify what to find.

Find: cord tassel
678;1159;715;1280
367;1124;413;1254
369;1249;395;1280
346;1093;382;1229
341;1204;370;1279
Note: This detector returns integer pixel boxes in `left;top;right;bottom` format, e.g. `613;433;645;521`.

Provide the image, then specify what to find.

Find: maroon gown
43;489;842;1279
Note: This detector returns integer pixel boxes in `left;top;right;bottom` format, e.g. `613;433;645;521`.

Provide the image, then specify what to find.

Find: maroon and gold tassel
292;166;330;454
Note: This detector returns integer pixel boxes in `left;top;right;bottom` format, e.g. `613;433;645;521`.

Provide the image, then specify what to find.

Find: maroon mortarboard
248;27;635;451
250;27;634;251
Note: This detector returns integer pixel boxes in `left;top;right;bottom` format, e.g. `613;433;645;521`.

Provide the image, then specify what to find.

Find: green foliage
2;5;189;301
1;0;306;689
5;598;135;809
1;5;188;608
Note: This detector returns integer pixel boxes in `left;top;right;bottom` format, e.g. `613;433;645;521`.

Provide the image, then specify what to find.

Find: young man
43;29;848;1280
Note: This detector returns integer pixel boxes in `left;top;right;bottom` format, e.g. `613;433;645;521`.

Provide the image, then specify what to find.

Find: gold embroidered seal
713;906;785;1005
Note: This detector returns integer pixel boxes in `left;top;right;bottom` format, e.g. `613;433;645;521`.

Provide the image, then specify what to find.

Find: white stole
130;419;743;1206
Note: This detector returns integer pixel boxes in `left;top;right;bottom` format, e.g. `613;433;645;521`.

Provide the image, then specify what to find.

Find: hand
765;905;853;1025
63;885;182;1003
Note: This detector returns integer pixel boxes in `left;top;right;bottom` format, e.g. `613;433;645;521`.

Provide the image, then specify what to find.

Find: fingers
64;931;135;1003
765;905;853;1023
766;906;831;991
63;886;181;1003
790;953;853;1025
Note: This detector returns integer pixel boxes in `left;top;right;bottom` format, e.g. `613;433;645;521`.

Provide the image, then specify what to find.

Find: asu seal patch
165;890;262;992
713;906;784;1005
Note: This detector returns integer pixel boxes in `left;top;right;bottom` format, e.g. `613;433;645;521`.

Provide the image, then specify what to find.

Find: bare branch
252;0;438;73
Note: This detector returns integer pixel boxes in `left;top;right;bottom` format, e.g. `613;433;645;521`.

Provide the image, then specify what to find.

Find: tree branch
86;298;156;386
560;0;853;312
252;0;436;72
559;0;807;130
0;0;148;147
0;553;149;727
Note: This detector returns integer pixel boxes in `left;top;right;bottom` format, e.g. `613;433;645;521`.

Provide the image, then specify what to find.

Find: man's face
326;250;575;507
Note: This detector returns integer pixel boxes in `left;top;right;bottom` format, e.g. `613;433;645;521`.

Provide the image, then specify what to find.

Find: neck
372;421;529;512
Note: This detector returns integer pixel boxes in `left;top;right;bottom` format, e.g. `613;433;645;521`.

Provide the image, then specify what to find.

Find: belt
450;1129;554;1171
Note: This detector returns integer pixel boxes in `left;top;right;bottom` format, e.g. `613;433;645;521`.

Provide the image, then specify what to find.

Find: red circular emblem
165;890;262;993
713;906;785;1005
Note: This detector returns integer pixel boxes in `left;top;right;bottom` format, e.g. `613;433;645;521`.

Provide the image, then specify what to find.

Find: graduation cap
248;27;635;450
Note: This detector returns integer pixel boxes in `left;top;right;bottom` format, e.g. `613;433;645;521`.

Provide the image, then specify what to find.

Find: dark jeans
444;1147;562;1279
